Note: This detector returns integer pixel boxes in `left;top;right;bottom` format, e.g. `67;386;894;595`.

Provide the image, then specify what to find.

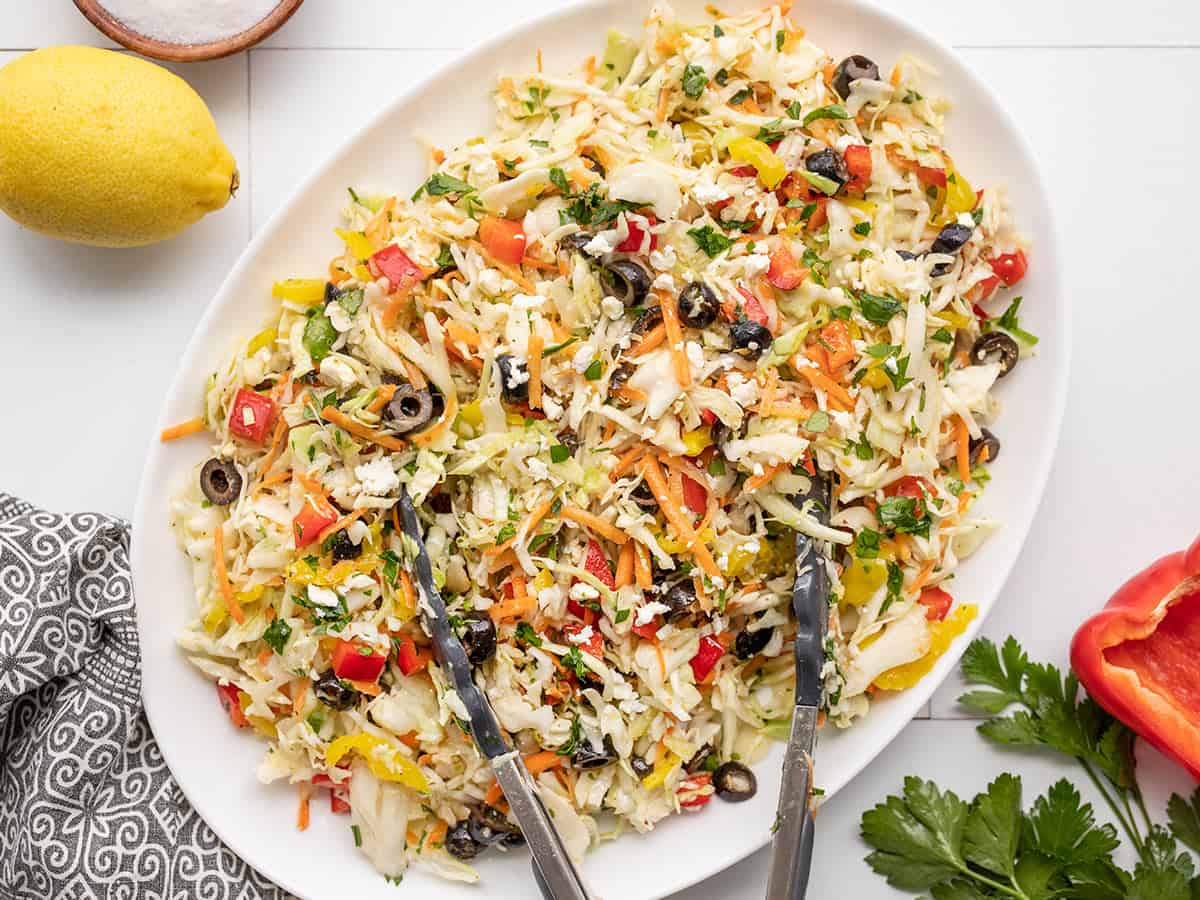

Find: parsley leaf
884;355;915;391
756;118;786;144
687;224;734;258
729;87;752;106
262;617;292;654
558;182;639;228
852;528;881;559
858;292;904;326
561;646;591;679
1167;788;1200;854
775;29;786;50
802;104;849;126
861;776;969;890
877;496;931;538
495;522;517;544
931;327;954;344
786;99;802;120
549;167;570;194
515;621;543;647
412;172;475;201
996;296;1039;346
853;221;872;237
556;716;583;756
682;64;709;99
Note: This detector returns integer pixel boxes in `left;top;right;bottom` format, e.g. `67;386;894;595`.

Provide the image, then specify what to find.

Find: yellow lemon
0;46;237;247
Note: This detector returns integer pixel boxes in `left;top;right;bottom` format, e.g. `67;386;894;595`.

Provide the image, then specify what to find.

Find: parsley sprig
862;636;1200;899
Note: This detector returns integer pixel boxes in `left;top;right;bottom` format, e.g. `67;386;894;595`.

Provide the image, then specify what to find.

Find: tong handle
766;706;819;900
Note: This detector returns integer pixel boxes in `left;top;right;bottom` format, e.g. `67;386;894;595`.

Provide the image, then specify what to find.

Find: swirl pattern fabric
0;493;291;900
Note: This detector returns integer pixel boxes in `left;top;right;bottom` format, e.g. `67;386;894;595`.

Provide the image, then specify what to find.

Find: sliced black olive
499;830;526;848
429;490;453;515
805;149;848;189
460;614;497;666
467;805;520;846
932;223;973;255
631;756;654;779
327;530;361;562
735;626;773;659
601;259;652;307
678;282;720;329
446;821;483;860
832;54;880;99
572;734;618;769
969;428;1001;466
556;428;580;453
297;370;322;386
970;332;1020;377
631;480;658;511
429;388;446;422
496;354;529;403
200;458;242;506
609;363;634;392
632;305;663;335
384;385;434;434
313;670;358;710
730;318;773;359
713;760;757;802
582;151;607;179
663;580;697;621
686;743;715;774
895;249;918;261
559;232;594;256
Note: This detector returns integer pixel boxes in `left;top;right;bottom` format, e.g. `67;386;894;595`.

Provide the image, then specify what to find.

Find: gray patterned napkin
0;493;291;900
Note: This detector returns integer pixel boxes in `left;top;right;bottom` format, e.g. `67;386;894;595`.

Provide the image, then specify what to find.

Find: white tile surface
3;3;1199;899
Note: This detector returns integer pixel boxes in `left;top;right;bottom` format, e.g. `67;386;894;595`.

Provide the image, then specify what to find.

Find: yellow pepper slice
287;556;378;587
680;120;712;164
353;264;373;282
945;166;975;215
727;136;786;189
841;557;888;607
246;328;277;357
873;604;979;691
272;278;327;305
335;228;377;261
682;427;713;457
533;568;556;591
859;367;890;390
202;600;228;635
325;734;430;792
935;310;972;330
641;751;682;790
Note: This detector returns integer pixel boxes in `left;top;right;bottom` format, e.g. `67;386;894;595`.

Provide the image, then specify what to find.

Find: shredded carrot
398;569;417;616
488;550;519;574
654;642;667;679
213;524;245;624
328;507;368;537
615;541;635;588
321;406;407;451
658;292;691;386
893;533;912;562
489;593;536;623
601;419;617;444
743;462;789;494
295;470;325;497
958;491;973;515
255;415;290;485
397;731;421;750
348;679;383;696
427;820;448;848
485;779;505;807
757;367;778;417
613;386;649;404
291;679;309;715
487;491;560;556
633;543;653;590
367;383;398;414
256;647;272;666
656;85;669;123
770;401;818;420
382;288;413;330
512;575;528;600
627;322;667;357
444;319;482;349
297;784;311;831
402;359;427;390
536;47;543;73
610;445;646;481
890;63;902;86
411;391;459;449
908;559;937;596
794;364;854;411
639;457;720;579
955;416;971;483
524;750;563;775
528;334;544;409
561;504;629;545
583;54;596;83
159;417;206;442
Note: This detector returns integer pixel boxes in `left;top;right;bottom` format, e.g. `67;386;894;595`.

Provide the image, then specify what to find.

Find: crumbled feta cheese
354;457;400;496
337;573;376;595
527;457;550;480
744;252;771;278
512;292;544;310
569;582;600;602
635;601;671;626
347;520;370;546
505;362;530;390
567;625;595;645
327;303;354;333
727;372;760;407
541;395;563;420
685;341;704;371
649;246;677;271
478;268;505;296
584;230;620;255
572;344;595;374
600;295;625;320
691;179;730;206
652;272;676;293
307;586;339;608
318;356;356;390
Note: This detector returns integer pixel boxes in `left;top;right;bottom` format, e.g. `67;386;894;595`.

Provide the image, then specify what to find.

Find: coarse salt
102;0;284;46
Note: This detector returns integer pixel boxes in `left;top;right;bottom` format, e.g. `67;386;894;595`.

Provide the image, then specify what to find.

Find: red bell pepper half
229;388;277;444
1071;534;1200;779
331;639;388;683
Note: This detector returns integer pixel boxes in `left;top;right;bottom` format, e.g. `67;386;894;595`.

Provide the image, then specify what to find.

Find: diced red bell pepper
843;145;873;194
918;587;954;622
395;637;429;676
216;682;249;728
312;773;352;814
617;214;658;253
729;165;757;178
884;476;930;500
369;244;425;292
700;409;719;426
682;474;707;516
582;539;616;591
736;285;770;328
331;639;388;682
690;634;725;682
678;773;714;809
293;493;339;548
917;165;947;188
1071;534;1200;780
229;387;277;444
989;251;1028;287
632;618;662;641
563;622;604;658
971;275;1001;303
479;216;527;265
766;241;805;290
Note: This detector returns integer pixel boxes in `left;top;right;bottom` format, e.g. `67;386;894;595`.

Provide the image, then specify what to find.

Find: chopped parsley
495;522;517;544
729;87;753;106
853;221;872;237
715;67;729;86
295;590;351;633
558;182;640;228
756;118;786;144
853;528;882;559
883;355;915;391
379;549;401;587
614;608;631;624
556;717;584;756
549;167;570;193
995;296;1039;345
786;99;802;120
561;646;591;679
802;104;849;126
857;291;904;326
687;224;734;258
830;304;853;320
515;621;543;647
930;327;953;344
262;617;292;654
682;64;709;99
877;496;932;538
775;30;786;50
434;244;456;273
707;456;727;476
411;172;475;201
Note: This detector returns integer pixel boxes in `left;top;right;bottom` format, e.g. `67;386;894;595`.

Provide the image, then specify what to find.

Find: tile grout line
6;43;1200;52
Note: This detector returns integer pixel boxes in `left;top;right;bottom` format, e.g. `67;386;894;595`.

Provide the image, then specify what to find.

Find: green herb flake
858;292;904;326
802;104;849;126
262;617;292;654
682;64;709;99
412;172;476;201
515;621;543;647
786;99;802;120
805;410;830;433
687;224;734;258
550;444;571;464
549;167;570;194
853;221;872;237
996;296;1039;345
853;528;882;559
583;359;603;381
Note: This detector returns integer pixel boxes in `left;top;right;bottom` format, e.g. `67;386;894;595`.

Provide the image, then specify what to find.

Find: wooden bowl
73;0;304;62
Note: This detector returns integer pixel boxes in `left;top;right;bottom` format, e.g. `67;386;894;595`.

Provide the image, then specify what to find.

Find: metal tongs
396;489;594;900
765;468;832;900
